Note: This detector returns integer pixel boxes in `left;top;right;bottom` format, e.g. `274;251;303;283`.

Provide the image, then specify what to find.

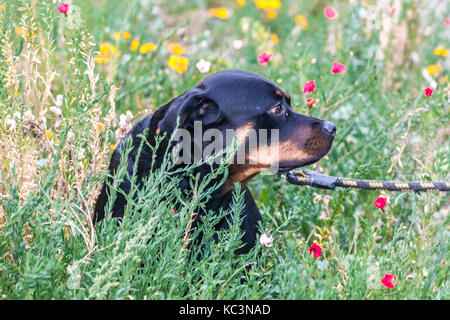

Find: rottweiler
94;69;336;254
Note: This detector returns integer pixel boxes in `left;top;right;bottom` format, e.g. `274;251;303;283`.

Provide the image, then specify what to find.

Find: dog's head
153;70;335;189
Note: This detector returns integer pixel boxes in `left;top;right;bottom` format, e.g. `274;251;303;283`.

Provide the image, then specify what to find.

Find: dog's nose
321;121;336;136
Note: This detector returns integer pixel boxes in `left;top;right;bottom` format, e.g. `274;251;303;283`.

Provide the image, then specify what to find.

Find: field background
0;0;448;299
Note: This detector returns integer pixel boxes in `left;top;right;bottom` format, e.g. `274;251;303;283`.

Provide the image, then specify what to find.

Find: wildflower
444;18;450;26
196;59;211;73
97;123;103;131
122;32;131;39
130;38;140;51
265;10;277;20
168;55;189;74
303;80;316;94
294;14;308;30
381;274;397;289
139;42;157;54
331;61;346;74
113;32;121;40
373;196;387;209
57;3;69;15
236;0;246;6
45;131;54;139
306;98;317;108
172;208;177;215
433;47;448;57
110;144;116;150
259;233;274;248
99;43;116;58
324;7;337;19
424;87;433;97
257;52;272;64
270;33;279;44
94;55;108;64
15;27;30;38
254;0;281;10
156;127;161;134
168;43;186;55
208;8;229;20
5;116;17;131
427;64;442;76
307;243;322;258
233;40;244;50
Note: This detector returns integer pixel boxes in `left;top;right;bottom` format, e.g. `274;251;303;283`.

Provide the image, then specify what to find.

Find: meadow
0;0;448;299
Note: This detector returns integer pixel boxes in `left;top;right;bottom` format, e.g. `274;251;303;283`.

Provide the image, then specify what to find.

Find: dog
94;69;336;254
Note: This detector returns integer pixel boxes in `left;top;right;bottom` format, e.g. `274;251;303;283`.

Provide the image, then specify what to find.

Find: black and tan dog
94;69;336;254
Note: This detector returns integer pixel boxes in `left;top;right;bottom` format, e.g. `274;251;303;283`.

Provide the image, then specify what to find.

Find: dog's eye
269;104;283;115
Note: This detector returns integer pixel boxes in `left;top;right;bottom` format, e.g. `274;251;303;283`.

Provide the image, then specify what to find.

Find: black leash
285;168;450;192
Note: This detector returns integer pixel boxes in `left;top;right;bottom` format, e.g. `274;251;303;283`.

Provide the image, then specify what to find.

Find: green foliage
0;0;448;299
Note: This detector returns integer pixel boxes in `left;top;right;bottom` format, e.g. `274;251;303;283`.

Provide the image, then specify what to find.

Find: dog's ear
176;89;222;129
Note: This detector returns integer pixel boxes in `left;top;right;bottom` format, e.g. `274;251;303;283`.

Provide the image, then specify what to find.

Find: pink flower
324;7;337;19
196;59;211;73
424;87;433;97
172;208;177;215
381;274;397;289
307;243;322;258
331;61;346;74
156;127;161;134
303;80;316;94
306;98;317;108
444;18;450;26
373;196;387;209
257;52;272;64
57;3;69;14
259;233;274;248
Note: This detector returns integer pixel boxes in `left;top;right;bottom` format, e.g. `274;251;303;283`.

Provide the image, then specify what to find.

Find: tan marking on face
234;122;255;144
284;92;290;100
275;89;282;97
247;140;310;167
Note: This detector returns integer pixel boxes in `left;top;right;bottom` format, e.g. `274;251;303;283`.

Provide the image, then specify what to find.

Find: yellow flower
94;54;108;64
294;14;308;30
139;42;157;54
168;55;189;74
270;33;279;44
427;64;443;77
45;131;54;139
97;123;103;131
15;27;30;38
265;10;277;19
433;47;448;57
236;0;246;6
122;32;131;39
110;144;116;150
113;32;121;40
0;4;6;11
99;43;116;58
168;43;186;55
254;0;281;10
130;38;140;51
208;8;229;19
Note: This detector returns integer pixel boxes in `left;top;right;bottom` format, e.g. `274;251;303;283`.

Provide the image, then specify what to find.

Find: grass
0;0;448;299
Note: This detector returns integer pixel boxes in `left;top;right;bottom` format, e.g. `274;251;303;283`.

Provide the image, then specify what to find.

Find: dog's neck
220;164;262;195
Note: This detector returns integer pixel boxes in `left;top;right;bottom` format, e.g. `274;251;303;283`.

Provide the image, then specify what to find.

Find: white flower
50;106;62;117
196;59;211;74
5;116;17;130
233;39;243;50
259;233;274;248
55;95;64;108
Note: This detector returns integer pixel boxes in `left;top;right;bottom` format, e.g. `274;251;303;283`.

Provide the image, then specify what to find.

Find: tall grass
0;0;448;299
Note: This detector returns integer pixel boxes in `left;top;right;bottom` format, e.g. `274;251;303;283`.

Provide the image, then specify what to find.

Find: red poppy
257;52;272;64
57;3;69;14
424;87;433;97
444;18;450;26
381;274;397;289
303;80;316;94
331;61;346;74
172;208;177;215
373;196;387;209
307;243;322;258
306;98;316;108
324;7;337;19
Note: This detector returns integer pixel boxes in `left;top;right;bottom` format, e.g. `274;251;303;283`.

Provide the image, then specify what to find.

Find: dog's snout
321;121;336;136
